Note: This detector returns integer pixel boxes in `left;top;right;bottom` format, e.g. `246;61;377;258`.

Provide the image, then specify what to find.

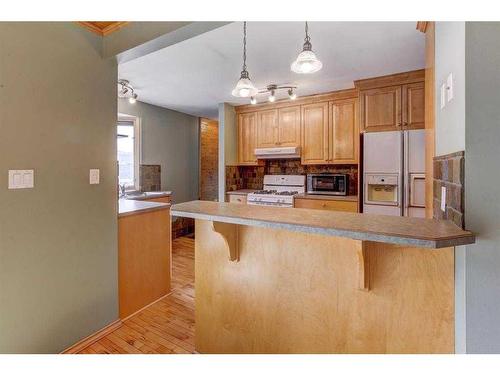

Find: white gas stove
247;175;305;208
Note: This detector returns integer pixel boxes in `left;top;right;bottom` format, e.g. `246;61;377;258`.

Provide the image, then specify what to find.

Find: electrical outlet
89;169;100;185
441;186;446;212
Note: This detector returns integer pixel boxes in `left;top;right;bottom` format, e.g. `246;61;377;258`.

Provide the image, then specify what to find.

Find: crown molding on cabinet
235;88;358;114
354;69;425;91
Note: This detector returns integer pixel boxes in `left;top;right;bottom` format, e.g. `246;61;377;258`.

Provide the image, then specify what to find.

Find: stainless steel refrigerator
363;130;426;217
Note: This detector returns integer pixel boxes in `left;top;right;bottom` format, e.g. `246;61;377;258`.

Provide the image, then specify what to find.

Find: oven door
307;175;346;195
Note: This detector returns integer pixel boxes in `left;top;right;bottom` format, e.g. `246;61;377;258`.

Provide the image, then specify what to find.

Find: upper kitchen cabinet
238;112;258;165
256;109;278;148
330;98;359;164
301;102;330;164
277;106;301;147
403;82;425;130
359;85;402;132
356;70;425;132
256;106;301;148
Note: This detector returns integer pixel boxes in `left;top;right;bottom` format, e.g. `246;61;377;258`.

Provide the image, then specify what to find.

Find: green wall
118;98;199;203
0;22;118;353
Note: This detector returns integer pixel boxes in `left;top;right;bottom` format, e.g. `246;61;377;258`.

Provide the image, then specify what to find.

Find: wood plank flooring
78;236;195;354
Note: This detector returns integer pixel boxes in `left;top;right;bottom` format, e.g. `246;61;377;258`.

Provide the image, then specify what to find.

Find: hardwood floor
78;236;195;354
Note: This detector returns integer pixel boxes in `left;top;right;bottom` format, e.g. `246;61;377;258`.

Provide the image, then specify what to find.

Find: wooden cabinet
256;106;300;148
277;106;300;146
226;194;247;204
403;82;425;130
257;110;278;148
330;98;359;164
301;102;330;164
238;112;258;165
359;85;402;132
357;71;425;132
301;99;358;165
294;197;358;212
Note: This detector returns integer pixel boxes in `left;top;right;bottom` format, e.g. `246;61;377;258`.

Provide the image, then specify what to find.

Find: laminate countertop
124;191;172;201
226;189;256;196
171;200;475;249
119;199;170;218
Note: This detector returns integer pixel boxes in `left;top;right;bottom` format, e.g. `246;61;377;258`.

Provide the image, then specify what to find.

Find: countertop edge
171;208;475;249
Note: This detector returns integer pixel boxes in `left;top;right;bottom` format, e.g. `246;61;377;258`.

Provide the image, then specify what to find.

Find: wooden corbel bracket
211;221;239;262
356;242;370;291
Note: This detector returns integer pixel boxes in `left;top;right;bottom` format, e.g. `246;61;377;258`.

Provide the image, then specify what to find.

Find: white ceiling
118;22;425;119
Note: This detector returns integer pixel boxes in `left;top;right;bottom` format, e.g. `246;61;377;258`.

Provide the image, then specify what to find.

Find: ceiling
118;22;425;119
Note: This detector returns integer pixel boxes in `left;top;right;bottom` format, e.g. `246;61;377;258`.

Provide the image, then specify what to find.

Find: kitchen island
171;200;475;354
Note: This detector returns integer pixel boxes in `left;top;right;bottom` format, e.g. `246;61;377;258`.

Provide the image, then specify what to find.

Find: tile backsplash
433;151;465;228
140;164;161;192
226;159;358;196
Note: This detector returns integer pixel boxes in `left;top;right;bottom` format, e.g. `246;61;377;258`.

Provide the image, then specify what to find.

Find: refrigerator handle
403;130;410;216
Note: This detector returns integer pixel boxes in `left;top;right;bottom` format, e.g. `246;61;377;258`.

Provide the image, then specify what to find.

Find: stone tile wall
226;160;358;196
139;164;161;192
433;151;465;228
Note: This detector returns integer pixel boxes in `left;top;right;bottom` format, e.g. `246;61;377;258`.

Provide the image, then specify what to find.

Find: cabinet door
238;112;258;165
301;103;329;164
360;85;402;132
330;98;359;164
278;106;301;147
257;109;278;148
403;82;425;130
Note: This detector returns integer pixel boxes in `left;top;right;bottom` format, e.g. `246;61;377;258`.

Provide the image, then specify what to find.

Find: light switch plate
440;83;446;109
447;73;454;102
441;186;446;212
89;169;100;185
8;170;34;189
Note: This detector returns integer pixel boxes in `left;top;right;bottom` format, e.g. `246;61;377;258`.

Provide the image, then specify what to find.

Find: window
117;115;141;191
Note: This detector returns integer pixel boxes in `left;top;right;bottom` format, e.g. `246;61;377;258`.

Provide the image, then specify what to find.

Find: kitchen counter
295;193;358;202
171;200;474;248
118;198;170;217
177;200;468;353
226;189;256;196
124;191;172;201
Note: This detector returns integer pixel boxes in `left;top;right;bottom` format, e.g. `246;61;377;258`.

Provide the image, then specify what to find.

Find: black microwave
306;174;349;196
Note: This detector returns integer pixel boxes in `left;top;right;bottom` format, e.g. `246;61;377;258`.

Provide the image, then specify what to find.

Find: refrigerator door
363;131;402;173
404;130;426;217
363;131;403;216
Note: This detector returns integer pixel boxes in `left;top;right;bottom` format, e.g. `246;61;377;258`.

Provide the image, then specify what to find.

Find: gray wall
435;22;466;156
464;22;500;353
434;21;467;354
0;23;118;353
118;99;199;203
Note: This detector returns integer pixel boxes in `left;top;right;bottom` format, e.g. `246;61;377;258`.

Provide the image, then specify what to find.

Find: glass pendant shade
291;49;323;74
232;73;258;98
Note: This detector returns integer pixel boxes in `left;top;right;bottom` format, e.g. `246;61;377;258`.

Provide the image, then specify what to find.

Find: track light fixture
246;84;298;105
118;79;138;104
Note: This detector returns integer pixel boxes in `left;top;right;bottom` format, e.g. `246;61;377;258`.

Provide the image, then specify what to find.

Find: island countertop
171;200;475;248
119;198;170;217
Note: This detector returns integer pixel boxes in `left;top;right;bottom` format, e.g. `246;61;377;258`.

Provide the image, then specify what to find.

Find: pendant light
232;22;258;98
291;22;323;74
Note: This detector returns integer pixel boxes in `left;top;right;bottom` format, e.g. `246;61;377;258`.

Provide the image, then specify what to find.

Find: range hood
254;146;301;159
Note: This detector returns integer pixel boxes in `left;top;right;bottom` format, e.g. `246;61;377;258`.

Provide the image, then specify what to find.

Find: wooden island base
195;219;454;354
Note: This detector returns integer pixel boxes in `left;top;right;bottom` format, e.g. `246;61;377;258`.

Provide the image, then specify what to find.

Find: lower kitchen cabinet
294;197;358;212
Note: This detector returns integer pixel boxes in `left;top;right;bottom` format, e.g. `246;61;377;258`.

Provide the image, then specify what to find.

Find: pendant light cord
242;21;247;72
304;21;310;43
